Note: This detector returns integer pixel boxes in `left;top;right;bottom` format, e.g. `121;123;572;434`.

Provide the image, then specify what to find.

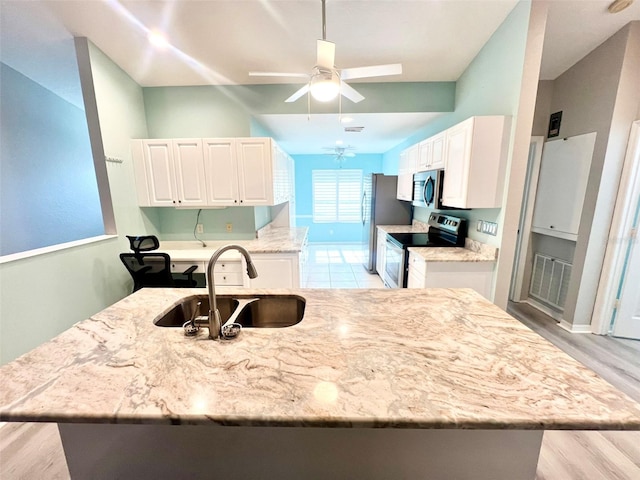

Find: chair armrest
182;265;198;276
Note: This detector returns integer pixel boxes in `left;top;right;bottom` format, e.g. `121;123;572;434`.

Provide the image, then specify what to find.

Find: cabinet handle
550;225;554;229
234;200;238;203
172;200;176;204
240;200;243;203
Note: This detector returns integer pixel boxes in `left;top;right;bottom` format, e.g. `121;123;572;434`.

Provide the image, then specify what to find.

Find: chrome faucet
206;245;258;339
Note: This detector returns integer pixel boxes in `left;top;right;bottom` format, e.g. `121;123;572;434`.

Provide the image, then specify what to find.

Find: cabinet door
142;140;177;206
442;120;473;208
430;132;446;170
246;253;299;288
203;138;239;206
417;139;432;172
173;139;208;207
237;138;273;206
407;144;419;174
396;151;413;201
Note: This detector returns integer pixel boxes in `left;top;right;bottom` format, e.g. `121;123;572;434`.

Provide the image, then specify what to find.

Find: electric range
383;213;467;288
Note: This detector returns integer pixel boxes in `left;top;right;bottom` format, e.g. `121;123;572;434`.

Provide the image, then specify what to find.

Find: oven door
383;238;405;288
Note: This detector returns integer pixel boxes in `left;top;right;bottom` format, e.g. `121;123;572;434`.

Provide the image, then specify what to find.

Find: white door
173;139;207;207
203;138;239;206
613;218;640;339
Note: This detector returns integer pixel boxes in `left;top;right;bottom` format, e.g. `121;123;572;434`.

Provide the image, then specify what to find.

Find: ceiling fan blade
340;82;365;103
340;63;402;80
317;40;335;69
285;84;310;103
249;72;310;79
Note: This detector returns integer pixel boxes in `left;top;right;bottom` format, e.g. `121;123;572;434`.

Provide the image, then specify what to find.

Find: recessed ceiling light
148;30;169;49
608;0;634;13
340;116;354;124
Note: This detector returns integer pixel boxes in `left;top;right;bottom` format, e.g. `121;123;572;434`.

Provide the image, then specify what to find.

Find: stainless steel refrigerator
362;174;412;272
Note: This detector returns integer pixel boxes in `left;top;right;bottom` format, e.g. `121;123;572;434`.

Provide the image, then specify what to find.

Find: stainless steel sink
154;294;305;328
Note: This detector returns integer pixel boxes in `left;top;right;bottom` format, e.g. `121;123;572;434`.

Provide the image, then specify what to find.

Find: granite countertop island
2;287;639;478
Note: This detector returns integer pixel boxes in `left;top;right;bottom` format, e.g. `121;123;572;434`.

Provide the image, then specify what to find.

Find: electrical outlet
226;223;233;233
196;223;204;234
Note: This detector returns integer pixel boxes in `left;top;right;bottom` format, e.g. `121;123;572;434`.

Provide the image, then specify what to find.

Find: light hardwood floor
1;297;638;479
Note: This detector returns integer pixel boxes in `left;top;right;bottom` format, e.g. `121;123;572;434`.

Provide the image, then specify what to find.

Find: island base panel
58;424;542;479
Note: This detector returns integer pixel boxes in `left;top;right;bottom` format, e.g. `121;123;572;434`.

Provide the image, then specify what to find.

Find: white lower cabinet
407;252;494;300
245;253;302;288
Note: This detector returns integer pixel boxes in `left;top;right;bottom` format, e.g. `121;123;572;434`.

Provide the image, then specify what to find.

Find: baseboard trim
558;320;592;334
524;298;563;322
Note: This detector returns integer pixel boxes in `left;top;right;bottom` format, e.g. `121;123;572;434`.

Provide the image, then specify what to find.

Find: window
312;169;363;223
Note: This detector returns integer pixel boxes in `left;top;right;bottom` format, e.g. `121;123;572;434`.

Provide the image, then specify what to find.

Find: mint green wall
254;206;273;230
143;86;252;138
0;42;150;364
155;207;257;241
384;1;531;248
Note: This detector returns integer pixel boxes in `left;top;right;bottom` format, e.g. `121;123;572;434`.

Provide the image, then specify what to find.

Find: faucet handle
221;322;242;339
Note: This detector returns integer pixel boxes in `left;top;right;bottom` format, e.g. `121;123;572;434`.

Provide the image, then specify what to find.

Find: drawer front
214;261;242;273
170;261;205;274
214;271;244;286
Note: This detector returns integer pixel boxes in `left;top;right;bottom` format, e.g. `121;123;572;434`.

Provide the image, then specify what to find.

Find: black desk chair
119;235;197;292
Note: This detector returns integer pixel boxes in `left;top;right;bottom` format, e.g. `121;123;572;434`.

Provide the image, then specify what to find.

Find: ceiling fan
249;0;402;104
324;145;356;165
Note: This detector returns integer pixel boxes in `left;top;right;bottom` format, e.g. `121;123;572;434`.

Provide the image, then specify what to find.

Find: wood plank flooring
1;299;639;479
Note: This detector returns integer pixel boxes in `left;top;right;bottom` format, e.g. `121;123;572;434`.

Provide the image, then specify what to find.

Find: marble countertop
1;287;639;430
378;225;498;262
161;226;308;261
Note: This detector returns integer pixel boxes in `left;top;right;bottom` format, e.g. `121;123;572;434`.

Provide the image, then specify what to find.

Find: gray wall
527;21;640;327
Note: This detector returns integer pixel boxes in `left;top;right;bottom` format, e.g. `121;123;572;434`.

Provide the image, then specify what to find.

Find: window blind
312;169;363;223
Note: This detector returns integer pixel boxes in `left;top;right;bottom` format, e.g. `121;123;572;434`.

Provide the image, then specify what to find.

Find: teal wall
294;154;383;243
0;42;151;364
384;1;531;247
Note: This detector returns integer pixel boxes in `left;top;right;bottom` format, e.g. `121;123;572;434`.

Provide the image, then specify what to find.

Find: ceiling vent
344;126;365;133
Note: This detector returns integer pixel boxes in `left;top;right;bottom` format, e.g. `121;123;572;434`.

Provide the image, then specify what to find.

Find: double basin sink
155;294;306;329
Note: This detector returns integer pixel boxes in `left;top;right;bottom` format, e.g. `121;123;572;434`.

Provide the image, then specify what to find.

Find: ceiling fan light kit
248;0;402;107
310;68;340;102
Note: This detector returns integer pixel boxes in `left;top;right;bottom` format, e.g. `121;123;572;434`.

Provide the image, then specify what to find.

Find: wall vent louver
344;126;364;133
529;253;572;310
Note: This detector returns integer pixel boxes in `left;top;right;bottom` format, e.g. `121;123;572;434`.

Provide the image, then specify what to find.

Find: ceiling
1;0;639;155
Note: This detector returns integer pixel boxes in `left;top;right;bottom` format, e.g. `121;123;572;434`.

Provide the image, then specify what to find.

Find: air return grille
529;254;572;310
344;126;364;133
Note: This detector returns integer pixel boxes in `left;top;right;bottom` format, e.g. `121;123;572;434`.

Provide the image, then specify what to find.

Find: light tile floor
305;243;385;289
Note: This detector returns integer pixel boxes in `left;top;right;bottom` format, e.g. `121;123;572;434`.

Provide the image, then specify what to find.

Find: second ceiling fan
249;0;402;104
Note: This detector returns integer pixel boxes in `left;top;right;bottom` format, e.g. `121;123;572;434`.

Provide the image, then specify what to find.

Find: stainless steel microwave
412;170;445;209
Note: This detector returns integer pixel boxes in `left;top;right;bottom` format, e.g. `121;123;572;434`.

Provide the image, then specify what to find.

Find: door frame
592;121;640;334
510;136;545;302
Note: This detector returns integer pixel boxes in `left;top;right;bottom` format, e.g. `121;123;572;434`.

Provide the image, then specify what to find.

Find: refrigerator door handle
361;192;367;225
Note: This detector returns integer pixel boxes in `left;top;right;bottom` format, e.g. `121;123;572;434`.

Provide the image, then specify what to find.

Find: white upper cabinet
236;138;273;206
202;138;239;206
396;144;419;201
430;132;446;170
172;139;208;207
442;116;510;209
417;131;445;172
133;137;293;208
134;139;207;207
